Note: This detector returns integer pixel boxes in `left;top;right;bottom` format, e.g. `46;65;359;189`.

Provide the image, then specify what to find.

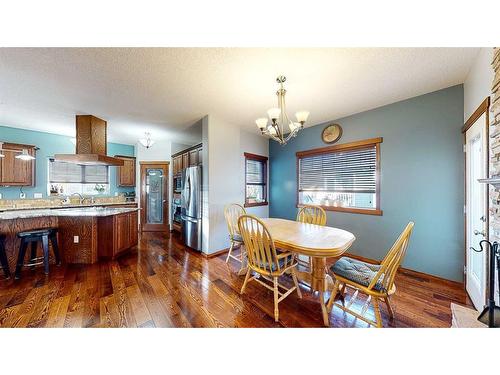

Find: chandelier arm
277;90;285;141
281;93;292;133
283;129;297;144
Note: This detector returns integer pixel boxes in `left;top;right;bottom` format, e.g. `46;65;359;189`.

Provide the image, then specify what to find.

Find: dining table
258;218;356;326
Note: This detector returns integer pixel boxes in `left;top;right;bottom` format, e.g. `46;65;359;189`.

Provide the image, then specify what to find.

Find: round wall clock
321;123;343;144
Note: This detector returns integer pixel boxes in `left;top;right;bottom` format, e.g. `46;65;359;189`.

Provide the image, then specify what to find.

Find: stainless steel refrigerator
181;165;202;251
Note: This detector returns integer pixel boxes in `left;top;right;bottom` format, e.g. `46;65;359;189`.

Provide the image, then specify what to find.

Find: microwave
173;173;182;192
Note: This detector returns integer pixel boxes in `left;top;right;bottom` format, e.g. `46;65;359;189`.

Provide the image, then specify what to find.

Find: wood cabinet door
177;156;181;173
189;149;198;166
129;211;138;246
198;147;202;165
0;143;35;186
115;213;130;253
182;153;189;170
117;156;136;186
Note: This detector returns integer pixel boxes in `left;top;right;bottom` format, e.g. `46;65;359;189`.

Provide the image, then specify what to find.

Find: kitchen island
0;207;139;272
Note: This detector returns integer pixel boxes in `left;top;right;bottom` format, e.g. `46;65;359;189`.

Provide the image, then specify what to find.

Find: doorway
463;98;490;310
140;162;169;232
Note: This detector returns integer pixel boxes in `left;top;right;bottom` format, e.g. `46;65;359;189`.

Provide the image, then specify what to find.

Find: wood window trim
296;137;383;216
244;152;268;208
462;97;490;134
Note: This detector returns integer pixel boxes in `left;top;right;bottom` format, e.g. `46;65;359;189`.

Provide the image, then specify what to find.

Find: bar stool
15;228;60;279
0;234;11;279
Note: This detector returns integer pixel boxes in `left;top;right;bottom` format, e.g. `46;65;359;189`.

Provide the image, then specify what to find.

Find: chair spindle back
238;215;291;275
296;205;327;226
224;203;246;240
368;222;415;292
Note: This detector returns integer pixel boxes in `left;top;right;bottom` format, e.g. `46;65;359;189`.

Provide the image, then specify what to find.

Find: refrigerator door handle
185;174;191;212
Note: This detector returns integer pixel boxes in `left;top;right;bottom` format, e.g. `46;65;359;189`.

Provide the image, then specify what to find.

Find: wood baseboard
343;252;464;288
202;248;230;258
199;246;463;288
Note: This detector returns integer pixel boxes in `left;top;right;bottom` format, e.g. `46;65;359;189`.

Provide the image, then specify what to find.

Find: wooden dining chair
238;214;302;322
224;203;247;265
296;205;327;270
327;222;414;328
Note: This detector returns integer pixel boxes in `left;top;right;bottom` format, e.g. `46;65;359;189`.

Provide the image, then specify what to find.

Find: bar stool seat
17;228;55;239
15;227;60;279
0;234;10;279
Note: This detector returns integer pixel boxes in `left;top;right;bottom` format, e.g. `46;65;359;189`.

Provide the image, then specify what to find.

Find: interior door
465;112;488;310
140;162;169;232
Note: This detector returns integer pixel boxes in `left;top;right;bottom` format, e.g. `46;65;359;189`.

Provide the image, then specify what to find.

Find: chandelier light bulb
295;110;310;124
255;118;268;130
267;108;281;121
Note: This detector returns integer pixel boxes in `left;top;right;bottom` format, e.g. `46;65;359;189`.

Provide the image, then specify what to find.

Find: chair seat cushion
231;233;243;242
17;227;57;238
257;254;294;272
330;257;385;291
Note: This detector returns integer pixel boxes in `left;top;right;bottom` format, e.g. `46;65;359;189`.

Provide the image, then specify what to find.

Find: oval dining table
259;218;356;326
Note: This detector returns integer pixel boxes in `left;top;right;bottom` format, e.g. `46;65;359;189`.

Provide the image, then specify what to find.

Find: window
47;159;110;196
296;137;382;215
244;152;268;207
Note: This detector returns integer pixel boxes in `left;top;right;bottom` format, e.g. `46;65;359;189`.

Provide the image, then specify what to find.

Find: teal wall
0;125;135;199
269;85;464;282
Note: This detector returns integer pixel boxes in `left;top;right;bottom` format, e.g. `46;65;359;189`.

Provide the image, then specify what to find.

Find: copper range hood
54;115;124;166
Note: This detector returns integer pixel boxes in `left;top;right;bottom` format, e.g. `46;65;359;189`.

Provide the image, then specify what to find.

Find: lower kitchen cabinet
98;210;139;259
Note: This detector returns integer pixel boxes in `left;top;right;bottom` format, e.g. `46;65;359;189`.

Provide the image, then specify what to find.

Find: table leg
309;257;330;326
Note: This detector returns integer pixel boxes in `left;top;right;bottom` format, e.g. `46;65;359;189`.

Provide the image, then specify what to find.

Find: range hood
54;115;124;166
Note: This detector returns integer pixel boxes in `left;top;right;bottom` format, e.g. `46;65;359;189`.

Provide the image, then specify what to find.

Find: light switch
0;193;2;199
73;236;79;243
34;193;43;199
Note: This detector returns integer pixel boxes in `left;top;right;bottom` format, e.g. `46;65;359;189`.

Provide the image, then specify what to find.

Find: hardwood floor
0;232;470;328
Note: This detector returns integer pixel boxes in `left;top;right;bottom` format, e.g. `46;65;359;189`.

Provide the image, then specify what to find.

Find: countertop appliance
124;191;136;202
181;166;202;251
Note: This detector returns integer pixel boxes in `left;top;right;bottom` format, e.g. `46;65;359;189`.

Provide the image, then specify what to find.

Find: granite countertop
0;207;140;220
0;201;137;212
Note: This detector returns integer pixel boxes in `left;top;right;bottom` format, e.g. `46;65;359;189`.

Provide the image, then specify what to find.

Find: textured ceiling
0;48;479;145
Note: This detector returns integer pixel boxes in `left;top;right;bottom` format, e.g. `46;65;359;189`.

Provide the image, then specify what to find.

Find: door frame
462;97;490;301
139;161;170;232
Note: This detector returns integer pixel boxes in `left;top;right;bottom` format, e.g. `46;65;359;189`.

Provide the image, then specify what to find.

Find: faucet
71;192;85;205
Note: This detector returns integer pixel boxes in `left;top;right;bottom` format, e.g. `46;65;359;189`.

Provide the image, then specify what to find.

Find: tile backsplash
0;195;127;210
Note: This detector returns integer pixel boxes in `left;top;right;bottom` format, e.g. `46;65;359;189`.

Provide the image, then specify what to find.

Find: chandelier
255;75;309;145
139;132;155;149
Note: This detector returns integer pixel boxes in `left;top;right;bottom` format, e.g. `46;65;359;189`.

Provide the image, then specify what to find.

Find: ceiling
0;48;479;145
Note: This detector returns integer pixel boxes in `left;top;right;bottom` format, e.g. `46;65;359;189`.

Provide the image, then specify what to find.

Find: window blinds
83;165;109;183
49;160;109;184
298;146;377;193
246;159;265;184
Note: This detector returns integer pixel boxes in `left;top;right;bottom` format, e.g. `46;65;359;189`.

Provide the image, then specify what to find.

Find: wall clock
321;123;343;144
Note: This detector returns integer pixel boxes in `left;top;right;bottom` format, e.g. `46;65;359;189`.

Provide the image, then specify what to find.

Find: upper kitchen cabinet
188;148;199;166
172;155;182;175
0;142;36;186
182;152;189;169
172;143;203;175
115;155;136;187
